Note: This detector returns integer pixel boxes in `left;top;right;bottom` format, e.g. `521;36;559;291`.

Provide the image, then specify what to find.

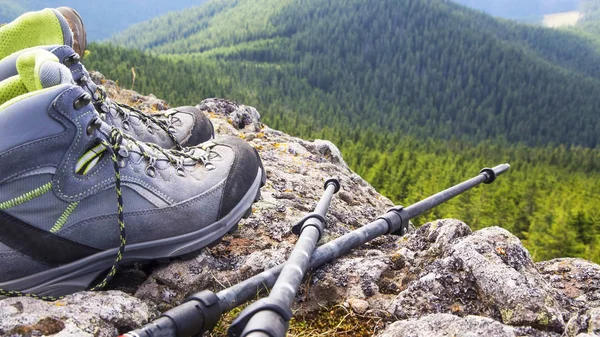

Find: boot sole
0;167;264;298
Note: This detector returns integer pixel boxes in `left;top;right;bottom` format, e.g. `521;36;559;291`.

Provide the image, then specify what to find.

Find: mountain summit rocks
1;75;599;337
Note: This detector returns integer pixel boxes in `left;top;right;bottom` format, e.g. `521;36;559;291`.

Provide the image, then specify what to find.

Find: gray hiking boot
0;9;215;149
0;49;265;299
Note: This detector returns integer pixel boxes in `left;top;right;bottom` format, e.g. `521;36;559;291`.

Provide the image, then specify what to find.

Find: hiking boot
0;9;214;148
55;7;86;57
0;50;265;298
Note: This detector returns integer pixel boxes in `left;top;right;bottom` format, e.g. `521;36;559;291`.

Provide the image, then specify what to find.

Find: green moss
209;304;386;337
537;311;550;326
500;308;514;323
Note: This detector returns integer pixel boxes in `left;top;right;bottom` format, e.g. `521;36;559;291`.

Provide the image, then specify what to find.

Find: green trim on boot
0;49;70;107
16;49;60;92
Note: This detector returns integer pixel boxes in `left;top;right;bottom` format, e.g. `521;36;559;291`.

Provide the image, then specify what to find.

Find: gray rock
378;314;555;337
197;98;262;132
348;298;370;314
302;252;391;313
0;291;154;337
389;220;565;333
565;307;600;336
537;258;600;310
300;139;349;168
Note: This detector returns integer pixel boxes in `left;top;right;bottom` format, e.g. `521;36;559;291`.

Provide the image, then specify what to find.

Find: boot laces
104;119;218;175
96;85;183;150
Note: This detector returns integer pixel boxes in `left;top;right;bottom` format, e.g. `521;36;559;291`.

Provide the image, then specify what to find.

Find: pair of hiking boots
0;8;265;299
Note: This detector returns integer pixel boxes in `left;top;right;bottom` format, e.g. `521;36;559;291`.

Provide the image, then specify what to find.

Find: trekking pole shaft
403;163;510;219
232;227;320;337
217;163;510;311
228;181;339;337
270;181;337;307
271;226;320;307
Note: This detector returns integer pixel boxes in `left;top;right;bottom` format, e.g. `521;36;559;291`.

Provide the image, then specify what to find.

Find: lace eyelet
204;162;216;171
118;147;129;158
73;93;92;110
63;53;80;66
86;118;102;135
176;167;186;177
77;76;88;85
122;121;131;131
145;166;156;178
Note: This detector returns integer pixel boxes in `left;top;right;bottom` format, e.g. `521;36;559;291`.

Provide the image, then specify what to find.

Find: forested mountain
453;0;579;20
577;0;600;34
111;0;600;147
0;0;206;41
86;0;600;262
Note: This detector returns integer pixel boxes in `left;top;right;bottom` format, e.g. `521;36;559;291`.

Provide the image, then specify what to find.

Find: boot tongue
0;8;74;60
16;49;73;91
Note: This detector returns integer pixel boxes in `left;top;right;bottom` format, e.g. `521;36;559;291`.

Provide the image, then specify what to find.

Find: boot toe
169;106;214;147
213;136;262;219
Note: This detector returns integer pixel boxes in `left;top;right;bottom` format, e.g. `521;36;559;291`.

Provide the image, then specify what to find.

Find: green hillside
577;0;600;35
86;0;600;262
109;0;600;147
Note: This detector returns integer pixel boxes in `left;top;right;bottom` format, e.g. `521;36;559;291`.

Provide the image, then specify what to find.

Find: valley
3;0;597;262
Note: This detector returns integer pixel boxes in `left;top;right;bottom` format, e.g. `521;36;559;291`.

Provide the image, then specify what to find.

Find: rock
0;291;154;337
197;98;262;132
300;139;349;169
389;220;565;333
378;314;556;337
303;252;391;314
565;307;600;336
537;258;600;310
348;298;370;314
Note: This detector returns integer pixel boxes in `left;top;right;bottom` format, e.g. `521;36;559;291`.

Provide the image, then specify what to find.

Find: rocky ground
1;75;599;337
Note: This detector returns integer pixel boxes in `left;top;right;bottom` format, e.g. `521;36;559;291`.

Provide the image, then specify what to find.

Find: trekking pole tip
493;163;511;175
324;178;341;193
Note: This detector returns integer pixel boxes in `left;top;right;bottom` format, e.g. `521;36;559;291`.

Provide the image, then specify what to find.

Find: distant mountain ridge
0;0;207;41
103;0;600;147
577;0;600;34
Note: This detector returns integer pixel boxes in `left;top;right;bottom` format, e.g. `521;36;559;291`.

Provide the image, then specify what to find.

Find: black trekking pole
122;164;510;337
227;178;340;337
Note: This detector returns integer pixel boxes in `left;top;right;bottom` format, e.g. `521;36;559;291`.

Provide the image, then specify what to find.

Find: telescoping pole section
122;164;510;337
228;178;341;337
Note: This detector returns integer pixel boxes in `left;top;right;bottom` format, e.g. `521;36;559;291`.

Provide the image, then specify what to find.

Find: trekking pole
122;164;510;337
228;178;340;337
